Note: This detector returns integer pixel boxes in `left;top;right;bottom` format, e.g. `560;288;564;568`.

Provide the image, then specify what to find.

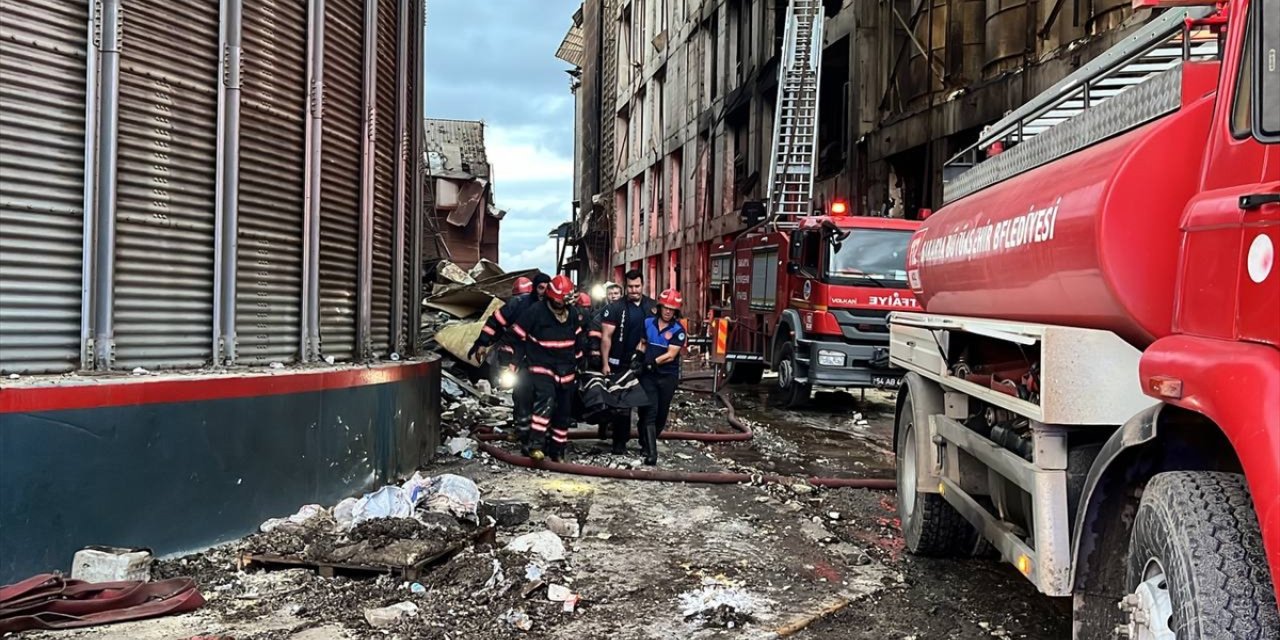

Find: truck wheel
725;361;764;385
1123;471;1279;640
896;385;979;557
774;341;810;408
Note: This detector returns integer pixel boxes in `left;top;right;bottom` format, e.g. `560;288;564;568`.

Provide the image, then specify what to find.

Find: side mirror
1254;0;1280;143
786;261;800;275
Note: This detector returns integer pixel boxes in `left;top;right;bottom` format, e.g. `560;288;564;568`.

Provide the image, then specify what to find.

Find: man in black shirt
599;269;656;454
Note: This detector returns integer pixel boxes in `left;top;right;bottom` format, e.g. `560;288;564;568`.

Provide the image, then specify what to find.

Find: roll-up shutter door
114;0;219;370
237;0;307;365
319;0;363;362
0;1;88;374
371;0;397;356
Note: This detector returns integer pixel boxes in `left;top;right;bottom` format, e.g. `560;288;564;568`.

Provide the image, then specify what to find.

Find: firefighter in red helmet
631;287;686;466
507;274;588;461
512;276;534;295
470;273;550;440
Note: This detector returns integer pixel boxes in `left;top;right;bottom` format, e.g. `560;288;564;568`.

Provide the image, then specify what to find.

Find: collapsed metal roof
424;118;490;180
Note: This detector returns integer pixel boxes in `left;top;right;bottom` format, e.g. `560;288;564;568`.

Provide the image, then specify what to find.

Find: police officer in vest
599;269;656;454
633;288;686;466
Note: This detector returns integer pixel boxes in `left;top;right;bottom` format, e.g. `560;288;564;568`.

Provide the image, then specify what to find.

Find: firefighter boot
526;428;546;461
639;419;658;466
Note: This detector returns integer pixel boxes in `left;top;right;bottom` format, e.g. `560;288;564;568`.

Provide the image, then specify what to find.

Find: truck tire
774;341;810;408
725;360;764;385
896;385;979;557
1123;471;1279;640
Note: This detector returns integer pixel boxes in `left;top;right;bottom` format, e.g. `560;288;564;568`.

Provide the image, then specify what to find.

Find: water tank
953;0;987;84
908;94;1215;348
905;0;950;109
984;0;1035;76
1037;0;1086;54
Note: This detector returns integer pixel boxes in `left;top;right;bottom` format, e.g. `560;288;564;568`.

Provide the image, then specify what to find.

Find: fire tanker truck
888;1;1279;637
709;0;920;406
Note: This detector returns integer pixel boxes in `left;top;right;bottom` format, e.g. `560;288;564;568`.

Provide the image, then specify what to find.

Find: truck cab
711;210;920;406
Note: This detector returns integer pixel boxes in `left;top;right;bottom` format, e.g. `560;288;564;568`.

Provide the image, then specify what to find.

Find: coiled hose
474;371;895;490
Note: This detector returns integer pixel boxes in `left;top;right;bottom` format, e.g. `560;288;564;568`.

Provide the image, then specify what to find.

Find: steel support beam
391;0;410;357
302;0;326;362
357;0;378;361
79;1;102;370
213;0;243;366
91;0;122;371
408;0;426;357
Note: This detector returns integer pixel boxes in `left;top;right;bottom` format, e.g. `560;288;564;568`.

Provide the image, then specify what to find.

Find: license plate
872;376;900;389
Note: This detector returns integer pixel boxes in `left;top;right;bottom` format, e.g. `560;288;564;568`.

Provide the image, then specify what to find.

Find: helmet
576;292;592;308
658;288;683;310
513;276;533;295
603;280;619;290
546;274;574;303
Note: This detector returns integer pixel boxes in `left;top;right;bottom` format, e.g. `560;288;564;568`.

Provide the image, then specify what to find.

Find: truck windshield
825;229;912;287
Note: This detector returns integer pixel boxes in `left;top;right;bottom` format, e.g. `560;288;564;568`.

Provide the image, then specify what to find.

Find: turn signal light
1147;375;1184;400
1016;554;1033;576
830;201;848;216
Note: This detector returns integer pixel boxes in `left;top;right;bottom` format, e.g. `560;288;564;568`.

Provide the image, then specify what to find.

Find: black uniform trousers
637;372;678;460
529;373;575;457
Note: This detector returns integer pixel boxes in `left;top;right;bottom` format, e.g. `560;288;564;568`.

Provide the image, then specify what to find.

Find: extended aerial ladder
764;0;824;229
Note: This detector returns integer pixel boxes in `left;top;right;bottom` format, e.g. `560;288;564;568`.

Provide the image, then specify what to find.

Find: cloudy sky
425;0;581;275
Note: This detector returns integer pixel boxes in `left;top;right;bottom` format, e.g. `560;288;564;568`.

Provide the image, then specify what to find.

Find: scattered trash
546;583;573;602
390;352;401;361
351;486;414;525
790;484;816;495
260;504;326;533
7;373;19;380
505;531;566;562
827;511;841;521
482;559;504;591
333;497;359;531
0;574;204;632
544;515;580;538
131;367;149;375
595;532;613;541
679;583;763;629
324;355;336;365
501;608;533;631
363;601;419;628
675;453;694;460
422;474;481;521
269;362;285;369
480;499;531;527
562;594;580;613
447;436;479;457
524;563;544;581
409;582;427;595
70;547;153;583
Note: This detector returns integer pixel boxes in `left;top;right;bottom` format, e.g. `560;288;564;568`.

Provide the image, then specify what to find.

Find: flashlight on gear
590;284;606;301
499;367;519;389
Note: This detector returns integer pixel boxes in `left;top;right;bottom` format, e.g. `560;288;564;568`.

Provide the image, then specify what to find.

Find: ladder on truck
765;0;824;229
944;6;1220;203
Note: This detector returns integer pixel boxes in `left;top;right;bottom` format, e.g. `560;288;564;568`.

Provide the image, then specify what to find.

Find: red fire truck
709;207;919;406
889;1;1279;636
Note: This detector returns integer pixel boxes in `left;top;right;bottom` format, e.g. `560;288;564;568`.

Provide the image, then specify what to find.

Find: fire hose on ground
473;371;896;491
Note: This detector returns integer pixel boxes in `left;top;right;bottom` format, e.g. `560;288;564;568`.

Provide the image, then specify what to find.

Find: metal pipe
356;0;378;361
92;0;122;371
408;0;426;356
391;0;410;357
302;0;326;362
79;1;102;370
213;0;243;366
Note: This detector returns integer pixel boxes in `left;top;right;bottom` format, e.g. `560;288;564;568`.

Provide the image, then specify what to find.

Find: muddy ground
22;378;1069;640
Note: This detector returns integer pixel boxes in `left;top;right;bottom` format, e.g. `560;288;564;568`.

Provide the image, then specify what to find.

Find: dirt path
23;386;1070;640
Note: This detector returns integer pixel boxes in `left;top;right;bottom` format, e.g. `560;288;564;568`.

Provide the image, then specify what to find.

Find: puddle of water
714;386;898;479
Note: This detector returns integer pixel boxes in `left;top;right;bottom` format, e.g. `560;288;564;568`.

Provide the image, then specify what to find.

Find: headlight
499;369;519;389
817;350;846;367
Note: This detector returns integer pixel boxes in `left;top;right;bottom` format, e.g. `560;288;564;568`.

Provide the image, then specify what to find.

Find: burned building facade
562;0;1154;317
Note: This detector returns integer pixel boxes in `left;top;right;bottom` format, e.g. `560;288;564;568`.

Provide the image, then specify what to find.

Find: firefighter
604;281;622;304
471;273;550;442
632;288;686;466
508;274;587;462
600;269;656;454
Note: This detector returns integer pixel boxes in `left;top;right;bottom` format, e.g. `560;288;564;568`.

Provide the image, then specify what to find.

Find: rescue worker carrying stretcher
506;274;588;462
600;269;656;454
469;273;550;438
631;288;686;466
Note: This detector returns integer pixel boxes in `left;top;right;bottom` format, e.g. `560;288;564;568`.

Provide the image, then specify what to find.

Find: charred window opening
818;36;850;178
